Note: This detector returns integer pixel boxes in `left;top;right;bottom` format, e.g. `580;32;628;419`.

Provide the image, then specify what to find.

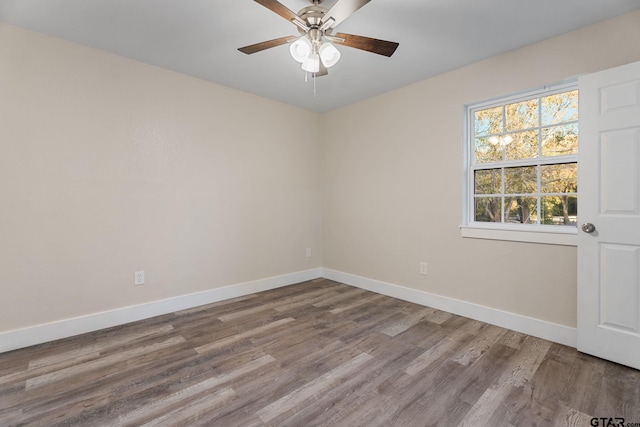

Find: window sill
460;225;577;246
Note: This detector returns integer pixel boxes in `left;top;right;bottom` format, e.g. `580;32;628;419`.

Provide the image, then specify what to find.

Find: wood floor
1;279;639;426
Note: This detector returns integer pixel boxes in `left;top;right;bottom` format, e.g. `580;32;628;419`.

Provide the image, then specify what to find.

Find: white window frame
461;81;578;246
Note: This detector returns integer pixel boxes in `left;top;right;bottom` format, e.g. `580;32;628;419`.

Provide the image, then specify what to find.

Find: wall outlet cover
419;263;428;275
134;271;145;285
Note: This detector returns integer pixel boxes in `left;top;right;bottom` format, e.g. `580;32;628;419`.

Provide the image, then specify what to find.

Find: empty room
1;0;640;425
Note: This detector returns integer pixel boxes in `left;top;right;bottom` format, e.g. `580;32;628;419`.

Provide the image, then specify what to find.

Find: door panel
600;129;640;215
599;79;640;113
578;60;640;370
600;243;639;331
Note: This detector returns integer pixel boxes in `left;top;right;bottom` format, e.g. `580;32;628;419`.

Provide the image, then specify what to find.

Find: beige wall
0;23;322;332
321;10;640;328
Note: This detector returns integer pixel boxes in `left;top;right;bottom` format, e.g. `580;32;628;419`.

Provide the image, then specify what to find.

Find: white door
578;60;640;370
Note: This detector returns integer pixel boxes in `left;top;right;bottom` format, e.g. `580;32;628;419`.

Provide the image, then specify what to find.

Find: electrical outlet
306;248;312;258
134;271;145;286
419;262;428;275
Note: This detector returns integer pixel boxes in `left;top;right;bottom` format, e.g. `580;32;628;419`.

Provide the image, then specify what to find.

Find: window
462;83;579;245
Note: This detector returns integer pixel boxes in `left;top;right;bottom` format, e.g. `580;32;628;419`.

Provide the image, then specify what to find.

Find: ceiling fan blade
254;0;300;24
238;36;292;54
333;32;399;57
323;0;371;29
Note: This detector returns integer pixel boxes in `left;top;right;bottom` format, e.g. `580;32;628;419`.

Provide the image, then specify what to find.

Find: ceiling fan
238;0;399;77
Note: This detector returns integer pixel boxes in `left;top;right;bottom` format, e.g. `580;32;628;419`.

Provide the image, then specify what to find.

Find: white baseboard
1;267;577;354
0;268;323;354
322;268;577;348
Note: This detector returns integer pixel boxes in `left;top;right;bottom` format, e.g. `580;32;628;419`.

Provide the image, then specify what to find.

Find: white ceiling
1;0;639;112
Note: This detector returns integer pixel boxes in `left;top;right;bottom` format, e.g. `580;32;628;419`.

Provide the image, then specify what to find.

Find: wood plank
377;307;434;337
498;336;552;387
29;324;176;369
138;387;236;427
404;325;475;376
552;406;595;427
26;336;186;389
312;287;368;308
115;355;274;426
194;317;294;354
256;352;373;423
329;292;387;314
451;324;507;366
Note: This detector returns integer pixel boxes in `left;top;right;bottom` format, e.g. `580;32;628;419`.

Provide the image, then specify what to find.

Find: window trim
461;80;579;246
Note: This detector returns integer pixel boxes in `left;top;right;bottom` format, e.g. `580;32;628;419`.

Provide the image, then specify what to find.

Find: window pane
541;195;577;225
475;169;502;194
505;130;539;160
542;123;578;156
475;106;503;136
505;196;538;224
475;137;503;163
506;99;538;131
475;197;502;222
541;90;578;125
541;163;577;194
504;166;537;194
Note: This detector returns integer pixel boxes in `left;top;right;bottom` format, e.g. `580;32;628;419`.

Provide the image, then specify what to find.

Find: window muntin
468;86;578;229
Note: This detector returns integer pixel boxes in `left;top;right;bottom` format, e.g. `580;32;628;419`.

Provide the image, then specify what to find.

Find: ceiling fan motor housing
297;6;329;34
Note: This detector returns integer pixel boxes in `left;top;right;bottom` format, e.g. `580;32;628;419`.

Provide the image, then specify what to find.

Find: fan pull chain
303;71;317;97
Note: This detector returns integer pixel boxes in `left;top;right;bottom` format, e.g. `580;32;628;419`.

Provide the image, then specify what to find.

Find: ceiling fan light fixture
289;37;312;63
238;0;400;79
301;52;320;73
319;42;341;68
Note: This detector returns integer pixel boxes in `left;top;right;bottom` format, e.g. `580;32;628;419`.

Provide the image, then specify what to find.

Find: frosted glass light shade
319;42;341;68
289;37;312;63
301;53;320;73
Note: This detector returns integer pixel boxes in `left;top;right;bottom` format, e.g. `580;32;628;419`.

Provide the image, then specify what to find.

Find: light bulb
488;136;499;145
301;53;320;73
502;135;514;145
319;42;341;68
289;37;312;63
